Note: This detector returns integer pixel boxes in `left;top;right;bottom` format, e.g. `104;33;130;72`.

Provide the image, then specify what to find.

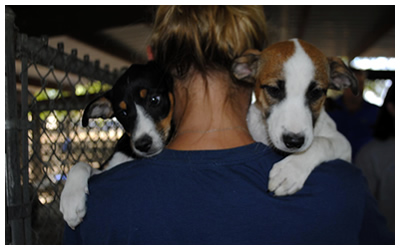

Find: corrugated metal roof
11;5;395;71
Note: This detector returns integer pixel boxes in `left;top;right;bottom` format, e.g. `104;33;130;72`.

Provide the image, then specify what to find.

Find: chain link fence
5;7;127;244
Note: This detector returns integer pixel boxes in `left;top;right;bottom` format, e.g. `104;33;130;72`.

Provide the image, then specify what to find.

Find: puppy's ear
328;57;359;95
82;92;113;127
232;49;261;84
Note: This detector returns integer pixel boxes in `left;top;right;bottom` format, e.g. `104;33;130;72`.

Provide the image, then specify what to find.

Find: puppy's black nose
282;133;305;149
135;135;153;152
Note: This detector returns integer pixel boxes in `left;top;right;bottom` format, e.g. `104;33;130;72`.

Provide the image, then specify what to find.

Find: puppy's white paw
268;156;312;196
59;162;92;229
60;186;87;229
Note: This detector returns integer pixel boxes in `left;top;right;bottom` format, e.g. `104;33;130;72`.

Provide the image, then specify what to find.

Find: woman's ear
386;102;395;117
147;45;154;61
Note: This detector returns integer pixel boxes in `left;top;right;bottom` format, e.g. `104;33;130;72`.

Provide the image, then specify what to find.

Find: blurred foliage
34;81;112;124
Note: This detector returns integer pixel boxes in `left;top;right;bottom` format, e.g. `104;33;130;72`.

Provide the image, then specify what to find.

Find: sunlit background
350;57;394;107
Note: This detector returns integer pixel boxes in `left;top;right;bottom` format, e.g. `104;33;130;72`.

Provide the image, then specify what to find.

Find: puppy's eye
119;110;128;117
308;89;324;100
264;86;280;97
150;95;161;107
261;84;284;100
307;83;326;102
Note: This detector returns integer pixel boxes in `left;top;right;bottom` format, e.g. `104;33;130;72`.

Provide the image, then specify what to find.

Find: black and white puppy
82;62;174;167
60;62;174;228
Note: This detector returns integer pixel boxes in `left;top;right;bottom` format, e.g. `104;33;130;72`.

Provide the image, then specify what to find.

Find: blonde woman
64;6;393;244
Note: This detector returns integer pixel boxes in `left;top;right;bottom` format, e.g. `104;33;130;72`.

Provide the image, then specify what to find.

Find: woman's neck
167;70;254;150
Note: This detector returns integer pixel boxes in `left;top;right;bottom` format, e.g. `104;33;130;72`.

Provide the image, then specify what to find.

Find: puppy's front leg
269;110;351;196
60;162;99;229
268;137;335;196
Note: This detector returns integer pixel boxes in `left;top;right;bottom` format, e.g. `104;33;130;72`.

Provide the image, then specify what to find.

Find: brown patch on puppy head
298;39;330;89
255;41;295;116
140;89;148;99
156;92;174;140
119;101;127;110
297;39;330;121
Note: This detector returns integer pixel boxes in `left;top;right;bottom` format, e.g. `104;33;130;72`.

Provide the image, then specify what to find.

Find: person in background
327;69;379;161
355;84;395;233
63;6;393;244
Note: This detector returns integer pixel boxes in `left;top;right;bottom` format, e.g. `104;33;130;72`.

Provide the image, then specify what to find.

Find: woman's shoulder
300;159;367;198
89;144;366;199
88;143;278;181
316;159;363;180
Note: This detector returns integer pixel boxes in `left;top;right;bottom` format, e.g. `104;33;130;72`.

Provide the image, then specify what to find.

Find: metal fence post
5;6;25;244
20;33;33;244
5;8;125;243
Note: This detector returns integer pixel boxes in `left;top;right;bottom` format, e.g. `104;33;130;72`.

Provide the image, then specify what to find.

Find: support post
5;6;25;244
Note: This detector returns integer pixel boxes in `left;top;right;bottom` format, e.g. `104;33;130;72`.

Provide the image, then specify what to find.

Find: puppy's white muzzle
267;100;314;153
130;105;165;158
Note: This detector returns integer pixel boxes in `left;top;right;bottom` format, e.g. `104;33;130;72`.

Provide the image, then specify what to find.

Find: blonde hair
150;6;267;80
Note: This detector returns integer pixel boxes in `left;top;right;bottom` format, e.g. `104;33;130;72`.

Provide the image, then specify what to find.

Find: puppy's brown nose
135;135;153;152
282;133;305;149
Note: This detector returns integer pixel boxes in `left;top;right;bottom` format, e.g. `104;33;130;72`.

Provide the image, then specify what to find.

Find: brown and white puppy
233;38;358;196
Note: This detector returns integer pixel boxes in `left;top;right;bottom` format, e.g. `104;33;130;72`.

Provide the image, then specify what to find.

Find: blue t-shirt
64;143;393;245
